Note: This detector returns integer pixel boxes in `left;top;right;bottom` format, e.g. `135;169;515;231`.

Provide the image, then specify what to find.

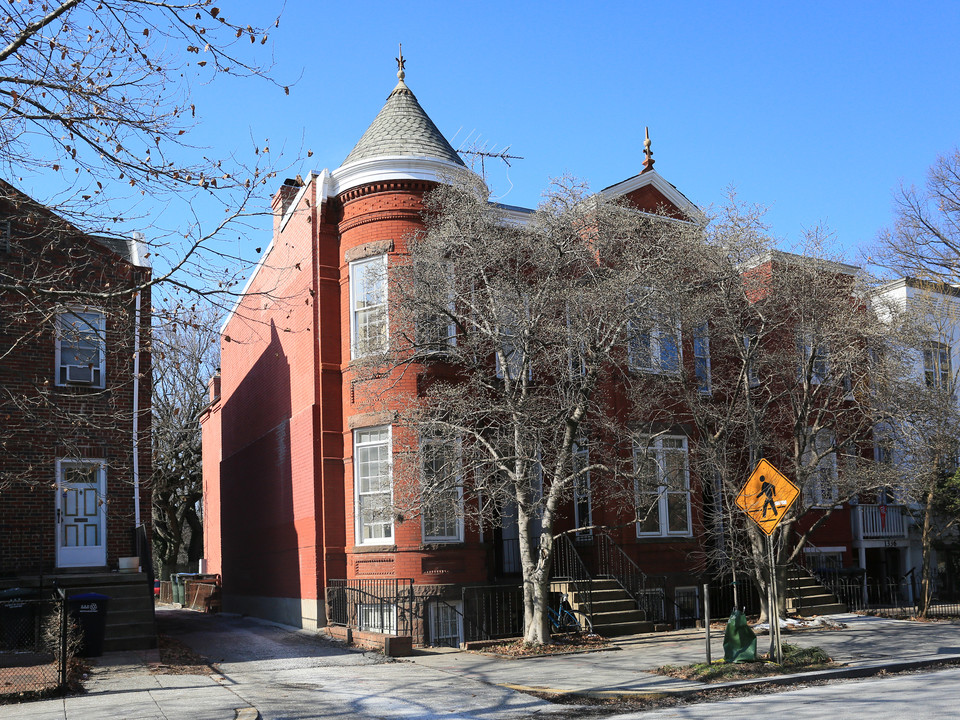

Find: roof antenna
641;126;655;173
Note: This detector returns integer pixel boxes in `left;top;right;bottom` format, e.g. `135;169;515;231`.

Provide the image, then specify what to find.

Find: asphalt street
598;666;960;719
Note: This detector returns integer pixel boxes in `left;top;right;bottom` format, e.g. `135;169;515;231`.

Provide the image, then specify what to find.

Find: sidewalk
4;611;960;719
405;613;960;699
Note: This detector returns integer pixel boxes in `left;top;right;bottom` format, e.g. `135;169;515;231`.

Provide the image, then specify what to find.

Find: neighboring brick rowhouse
0;180;152;575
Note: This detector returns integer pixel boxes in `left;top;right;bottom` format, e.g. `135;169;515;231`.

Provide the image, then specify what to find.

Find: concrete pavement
3;610;960;719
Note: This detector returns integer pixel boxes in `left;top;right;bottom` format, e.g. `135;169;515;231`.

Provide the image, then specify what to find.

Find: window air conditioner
65;364;95;384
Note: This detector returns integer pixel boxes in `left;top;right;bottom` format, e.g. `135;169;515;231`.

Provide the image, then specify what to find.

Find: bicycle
548;597;582;634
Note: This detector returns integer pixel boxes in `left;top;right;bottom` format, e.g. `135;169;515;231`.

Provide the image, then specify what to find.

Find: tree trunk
519;511;553;645
919;486;936;617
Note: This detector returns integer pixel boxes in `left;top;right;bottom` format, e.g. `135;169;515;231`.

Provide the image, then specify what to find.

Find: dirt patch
472;633;610;658
657;643;838;683
151;634;214;675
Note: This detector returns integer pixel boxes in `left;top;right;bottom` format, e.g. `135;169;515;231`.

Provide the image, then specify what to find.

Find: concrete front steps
51;572;157;652
786;566;846;617
553;578;654;636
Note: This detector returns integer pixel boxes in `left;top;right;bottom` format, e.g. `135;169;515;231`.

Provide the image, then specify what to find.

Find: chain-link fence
0;588;70;702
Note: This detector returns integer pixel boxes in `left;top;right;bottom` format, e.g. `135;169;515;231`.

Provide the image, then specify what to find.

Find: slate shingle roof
342;81;465;167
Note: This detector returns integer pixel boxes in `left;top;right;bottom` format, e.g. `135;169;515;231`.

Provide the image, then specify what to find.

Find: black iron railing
552;533;593;622
326;579;416;638
461;585;524;641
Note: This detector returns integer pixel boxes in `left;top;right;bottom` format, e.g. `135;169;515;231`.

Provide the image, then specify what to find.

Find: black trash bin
0;587;39;650
68;593;110;657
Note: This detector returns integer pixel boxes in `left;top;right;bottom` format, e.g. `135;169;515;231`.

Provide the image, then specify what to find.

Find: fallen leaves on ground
475;633;609;658
153;634;213;675
657;643;837;683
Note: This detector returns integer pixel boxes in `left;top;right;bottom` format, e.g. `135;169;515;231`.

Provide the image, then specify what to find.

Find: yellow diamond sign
735;459;800;535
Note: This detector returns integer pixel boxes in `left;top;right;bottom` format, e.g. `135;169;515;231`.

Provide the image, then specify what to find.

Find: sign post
735;459;800;664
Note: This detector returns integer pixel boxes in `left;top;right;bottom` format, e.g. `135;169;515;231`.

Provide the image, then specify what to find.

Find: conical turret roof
341;78;465;167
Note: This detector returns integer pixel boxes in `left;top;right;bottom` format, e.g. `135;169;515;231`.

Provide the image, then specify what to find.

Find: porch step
786;567;846;618
554;579;654;637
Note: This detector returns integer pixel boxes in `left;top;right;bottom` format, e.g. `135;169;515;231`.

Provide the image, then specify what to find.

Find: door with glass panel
56;460;107;567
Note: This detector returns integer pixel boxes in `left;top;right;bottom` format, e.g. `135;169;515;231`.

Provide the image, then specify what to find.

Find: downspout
131;231;145;530
132;287;142;528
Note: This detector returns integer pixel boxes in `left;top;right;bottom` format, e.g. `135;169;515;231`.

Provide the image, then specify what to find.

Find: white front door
56;460;107;568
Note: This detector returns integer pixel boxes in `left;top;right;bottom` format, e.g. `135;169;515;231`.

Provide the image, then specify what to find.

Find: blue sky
17;1;960;271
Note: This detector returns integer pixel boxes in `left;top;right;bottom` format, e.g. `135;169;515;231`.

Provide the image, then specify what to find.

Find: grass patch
657;643;837;683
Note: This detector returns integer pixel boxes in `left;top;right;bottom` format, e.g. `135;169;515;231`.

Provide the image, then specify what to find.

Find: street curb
501;653;960;700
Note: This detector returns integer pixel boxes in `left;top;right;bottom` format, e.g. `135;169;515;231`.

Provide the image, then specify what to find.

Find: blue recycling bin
68;593;110;657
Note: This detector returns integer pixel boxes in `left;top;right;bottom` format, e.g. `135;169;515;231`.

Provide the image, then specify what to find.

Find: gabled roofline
742;249;861;276
600;169;705;223
221;170;324;335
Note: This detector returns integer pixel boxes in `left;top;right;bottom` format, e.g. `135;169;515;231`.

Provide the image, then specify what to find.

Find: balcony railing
853;504;908;540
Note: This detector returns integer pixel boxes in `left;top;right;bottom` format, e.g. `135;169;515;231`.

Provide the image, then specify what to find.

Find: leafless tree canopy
876;149;960;284
151;302;220;580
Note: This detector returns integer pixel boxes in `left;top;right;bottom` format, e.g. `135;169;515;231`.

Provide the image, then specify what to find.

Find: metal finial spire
641;126;655;173
396;43;406;82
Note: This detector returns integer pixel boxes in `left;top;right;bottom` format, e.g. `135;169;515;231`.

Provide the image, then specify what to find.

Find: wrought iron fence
707;575;763;618
815;571;960;618
326;578;416;639
0;588;69;701
461;585;524;641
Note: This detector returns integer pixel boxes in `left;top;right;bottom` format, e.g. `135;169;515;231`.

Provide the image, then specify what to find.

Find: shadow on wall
219;320;299;609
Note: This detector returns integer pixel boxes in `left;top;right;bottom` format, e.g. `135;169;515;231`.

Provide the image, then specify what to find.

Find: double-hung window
634;436;691;537
923;341;952;389
743;328;759;387
572;441;592;538
799;331;829;384
628;319;680;374
350;255;388;358
421;437;463;543
56;309;106;387
416;260;456;352
354;426;393;545
693;324;711;394
803;430;838;508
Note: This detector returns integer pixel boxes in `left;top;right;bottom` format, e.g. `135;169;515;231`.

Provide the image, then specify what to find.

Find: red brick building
0;180;155;650
200;63;724;638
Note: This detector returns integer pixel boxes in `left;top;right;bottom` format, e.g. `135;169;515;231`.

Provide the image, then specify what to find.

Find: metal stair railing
594;530;652;619
552;532;594;626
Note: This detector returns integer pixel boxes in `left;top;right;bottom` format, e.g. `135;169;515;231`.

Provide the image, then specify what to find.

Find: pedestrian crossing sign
735;459;800;535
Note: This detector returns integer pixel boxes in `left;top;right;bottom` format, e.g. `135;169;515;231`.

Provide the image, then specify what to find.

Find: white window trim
357;602;397;634
804;430;839;508
634;435;692;538
55;308;106;388
428;600;464;648
349;254;388;360
923;340;952;389
628;319;682;375
573;442;592;538
744;329;759;387
693;324;712;394
421;437;464;543
354;425;393;546
799;331;829;385
417;261;457;353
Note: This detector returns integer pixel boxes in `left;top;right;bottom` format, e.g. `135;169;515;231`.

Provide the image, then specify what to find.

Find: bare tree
151;301;220;580
354;173;700;645
876;280;960;615
875;148;960;284
645;199;896;622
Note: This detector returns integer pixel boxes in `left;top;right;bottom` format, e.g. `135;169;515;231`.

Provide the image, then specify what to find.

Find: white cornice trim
330;155;473;196
601;170;705;222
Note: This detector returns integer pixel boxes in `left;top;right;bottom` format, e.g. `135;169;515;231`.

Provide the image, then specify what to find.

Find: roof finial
641;126;655;173
396;43;406;82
